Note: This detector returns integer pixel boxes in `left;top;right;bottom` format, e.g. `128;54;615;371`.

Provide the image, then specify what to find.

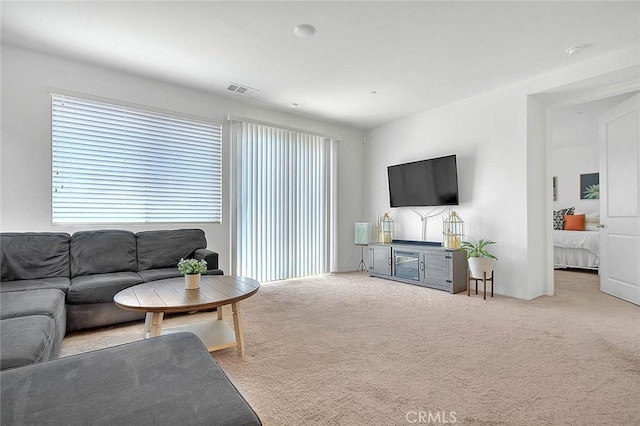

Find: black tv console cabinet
369;242;467;294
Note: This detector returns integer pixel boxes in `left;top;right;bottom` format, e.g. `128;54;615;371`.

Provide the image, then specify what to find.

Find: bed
553;229;599;270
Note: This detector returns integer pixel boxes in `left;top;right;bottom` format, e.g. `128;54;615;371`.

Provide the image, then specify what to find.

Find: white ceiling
2;1;639;129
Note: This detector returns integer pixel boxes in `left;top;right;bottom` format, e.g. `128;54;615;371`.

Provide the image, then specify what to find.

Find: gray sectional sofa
0;228;222;370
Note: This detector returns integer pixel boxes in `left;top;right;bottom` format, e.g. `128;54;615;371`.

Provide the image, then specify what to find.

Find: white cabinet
369;242;467;294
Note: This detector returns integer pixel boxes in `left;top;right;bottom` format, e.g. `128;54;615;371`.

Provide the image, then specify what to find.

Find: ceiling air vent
226;82;259;97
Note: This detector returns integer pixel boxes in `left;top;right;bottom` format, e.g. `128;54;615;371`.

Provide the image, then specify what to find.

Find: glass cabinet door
393;250;420;281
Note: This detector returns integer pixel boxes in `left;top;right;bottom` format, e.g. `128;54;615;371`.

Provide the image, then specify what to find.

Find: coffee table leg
231;302;245;356
217;306;224;320
144;313;151;338
145;312;164;337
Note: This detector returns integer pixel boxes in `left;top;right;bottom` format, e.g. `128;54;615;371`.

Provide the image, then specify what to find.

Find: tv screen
387;155;459;207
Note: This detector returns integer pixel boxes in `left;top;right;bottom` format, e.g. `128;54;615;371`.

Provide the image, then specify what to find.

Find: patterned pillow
553;207;575;230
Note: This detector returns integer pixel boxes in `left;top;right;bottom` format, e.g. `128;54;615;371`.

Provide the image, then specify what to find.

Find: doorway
544;89;639;296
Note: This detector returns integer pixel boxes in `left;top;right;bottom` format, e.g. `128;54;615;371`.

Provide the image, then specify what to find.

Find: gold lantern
381;213;394;243
443;211;464;249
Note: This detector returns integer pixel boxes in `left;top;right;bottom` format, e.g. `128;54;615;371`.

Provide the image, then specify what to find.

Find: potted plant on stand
460;239;498;279
177;258;207;290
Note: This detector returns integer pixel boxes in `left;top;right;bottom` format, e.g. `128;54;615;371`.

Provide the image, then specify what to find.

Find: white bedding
553;230;599;269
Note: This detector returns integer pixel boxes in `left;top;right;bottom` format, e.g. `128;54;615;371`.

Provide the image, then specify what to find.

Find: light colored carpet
61;271;640;425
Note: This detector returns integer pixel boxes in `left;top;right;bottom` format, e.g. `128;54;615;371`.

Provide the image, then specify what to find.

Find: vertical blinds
232;120;333;282
51;93;222;224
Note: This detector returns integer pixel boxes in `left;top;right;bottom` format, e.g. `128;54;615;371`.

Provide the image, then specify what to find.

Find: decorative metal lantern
443;211;464;249
381;213;394;243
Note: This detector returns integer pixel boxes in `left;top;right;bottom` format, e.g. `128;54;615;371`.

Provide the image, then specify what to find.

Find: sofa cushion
138;268;224;283
0;289;66;361
0;333;262;425
0;316;56;370
70;230;137;278
1;233;70;281
68;272;143;304
138;268;182;282
137;229;207;271
0;277;70;293
0;289;66;320
66;302;146;332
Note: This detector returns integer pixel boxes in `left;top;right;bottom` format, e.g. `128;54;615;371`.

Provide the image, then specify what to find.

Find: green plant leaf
177;258;207;275
584;184;599;199
460;239;498;260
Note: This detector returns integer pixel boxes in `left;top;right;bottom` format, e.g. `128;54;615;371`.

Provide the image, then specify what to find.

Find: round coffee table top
114;275;260;314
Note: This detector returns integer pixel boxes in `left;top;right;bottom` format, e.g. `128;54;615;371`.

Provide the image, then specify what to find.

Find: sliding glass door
230;120;336;282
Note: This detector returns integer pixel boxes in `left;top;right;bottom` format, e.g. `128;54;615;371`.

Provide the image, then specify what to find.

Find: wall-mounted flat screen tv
387;154;459;207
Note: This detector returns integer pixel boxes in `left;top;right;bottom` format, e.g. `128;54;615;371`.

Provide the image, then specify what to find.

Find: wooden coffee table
114;275;259;355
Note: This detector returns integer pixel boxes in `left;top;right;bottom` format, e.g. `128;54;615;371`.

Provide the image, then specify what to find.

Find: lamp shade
354;223;371;245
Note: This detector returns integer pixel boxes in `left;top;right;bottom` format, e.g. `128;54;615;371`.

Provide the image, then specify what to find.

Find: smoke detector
226;82;259;97
294;24;316;38
565;44;589;56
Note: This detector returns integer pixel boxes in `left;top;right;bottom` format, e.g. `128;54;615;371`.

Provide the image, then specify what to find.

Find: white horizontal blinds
52;94;222;223
233;120;331;282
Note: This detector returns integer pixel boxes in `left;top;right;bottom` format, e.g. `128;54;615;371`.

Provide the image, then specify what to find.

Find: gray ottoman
1;333;261;425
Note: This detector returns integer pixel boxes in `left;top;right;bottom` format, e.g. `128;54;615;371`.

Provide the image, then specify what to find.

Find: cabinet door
394;250;420;281
421;251;451;288
370;245;392;276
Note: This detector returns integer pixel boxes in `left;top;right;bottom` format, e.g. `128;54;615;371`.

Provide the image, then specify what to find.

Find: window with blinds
51;93;222;224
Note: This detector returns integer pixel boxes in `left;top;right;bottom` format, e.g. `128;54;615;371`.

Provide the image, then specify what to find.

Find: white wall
0;45;366;274
550;92;638;214
365;86;530;298
365;47;639;300
552;145;599;213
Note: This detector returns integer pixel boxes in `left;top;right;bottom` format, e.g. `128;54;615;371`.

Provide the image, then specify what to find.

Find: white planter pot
185;273;201;290
468;257;495;279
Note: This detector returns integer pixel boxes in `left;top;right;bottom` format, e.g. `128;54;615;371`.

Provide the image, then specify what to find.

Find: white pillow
585;212;600;231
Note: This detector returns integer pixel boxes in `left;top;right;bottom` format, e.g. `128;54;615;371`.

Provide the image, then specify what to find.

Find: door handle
597;224;605;228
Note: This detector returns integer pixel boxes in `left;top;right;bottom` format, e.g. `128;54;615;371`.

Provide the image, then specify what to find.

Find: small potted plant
460;239;498;279
177;258;207;289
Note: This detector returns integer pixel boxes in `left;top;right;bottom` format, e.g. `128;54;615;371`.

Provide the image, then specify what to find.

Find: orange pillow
564;214;585;231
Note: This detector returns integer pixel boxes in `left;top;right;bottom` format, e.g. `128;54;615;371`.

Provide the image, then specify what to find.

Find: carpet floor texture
61;270;640;425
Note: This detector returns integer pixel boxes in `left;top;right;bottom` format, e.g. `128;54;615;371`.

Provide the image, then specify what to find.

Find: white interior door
599;93;640;305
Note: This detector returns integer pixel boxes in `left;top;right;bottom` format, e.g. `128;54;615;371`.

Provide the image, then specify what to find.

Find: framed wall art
580;173;599;199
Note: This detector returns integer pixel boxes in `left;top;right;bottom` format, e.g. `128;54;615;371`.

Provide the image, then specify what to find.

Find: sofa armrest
194;248;219;270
